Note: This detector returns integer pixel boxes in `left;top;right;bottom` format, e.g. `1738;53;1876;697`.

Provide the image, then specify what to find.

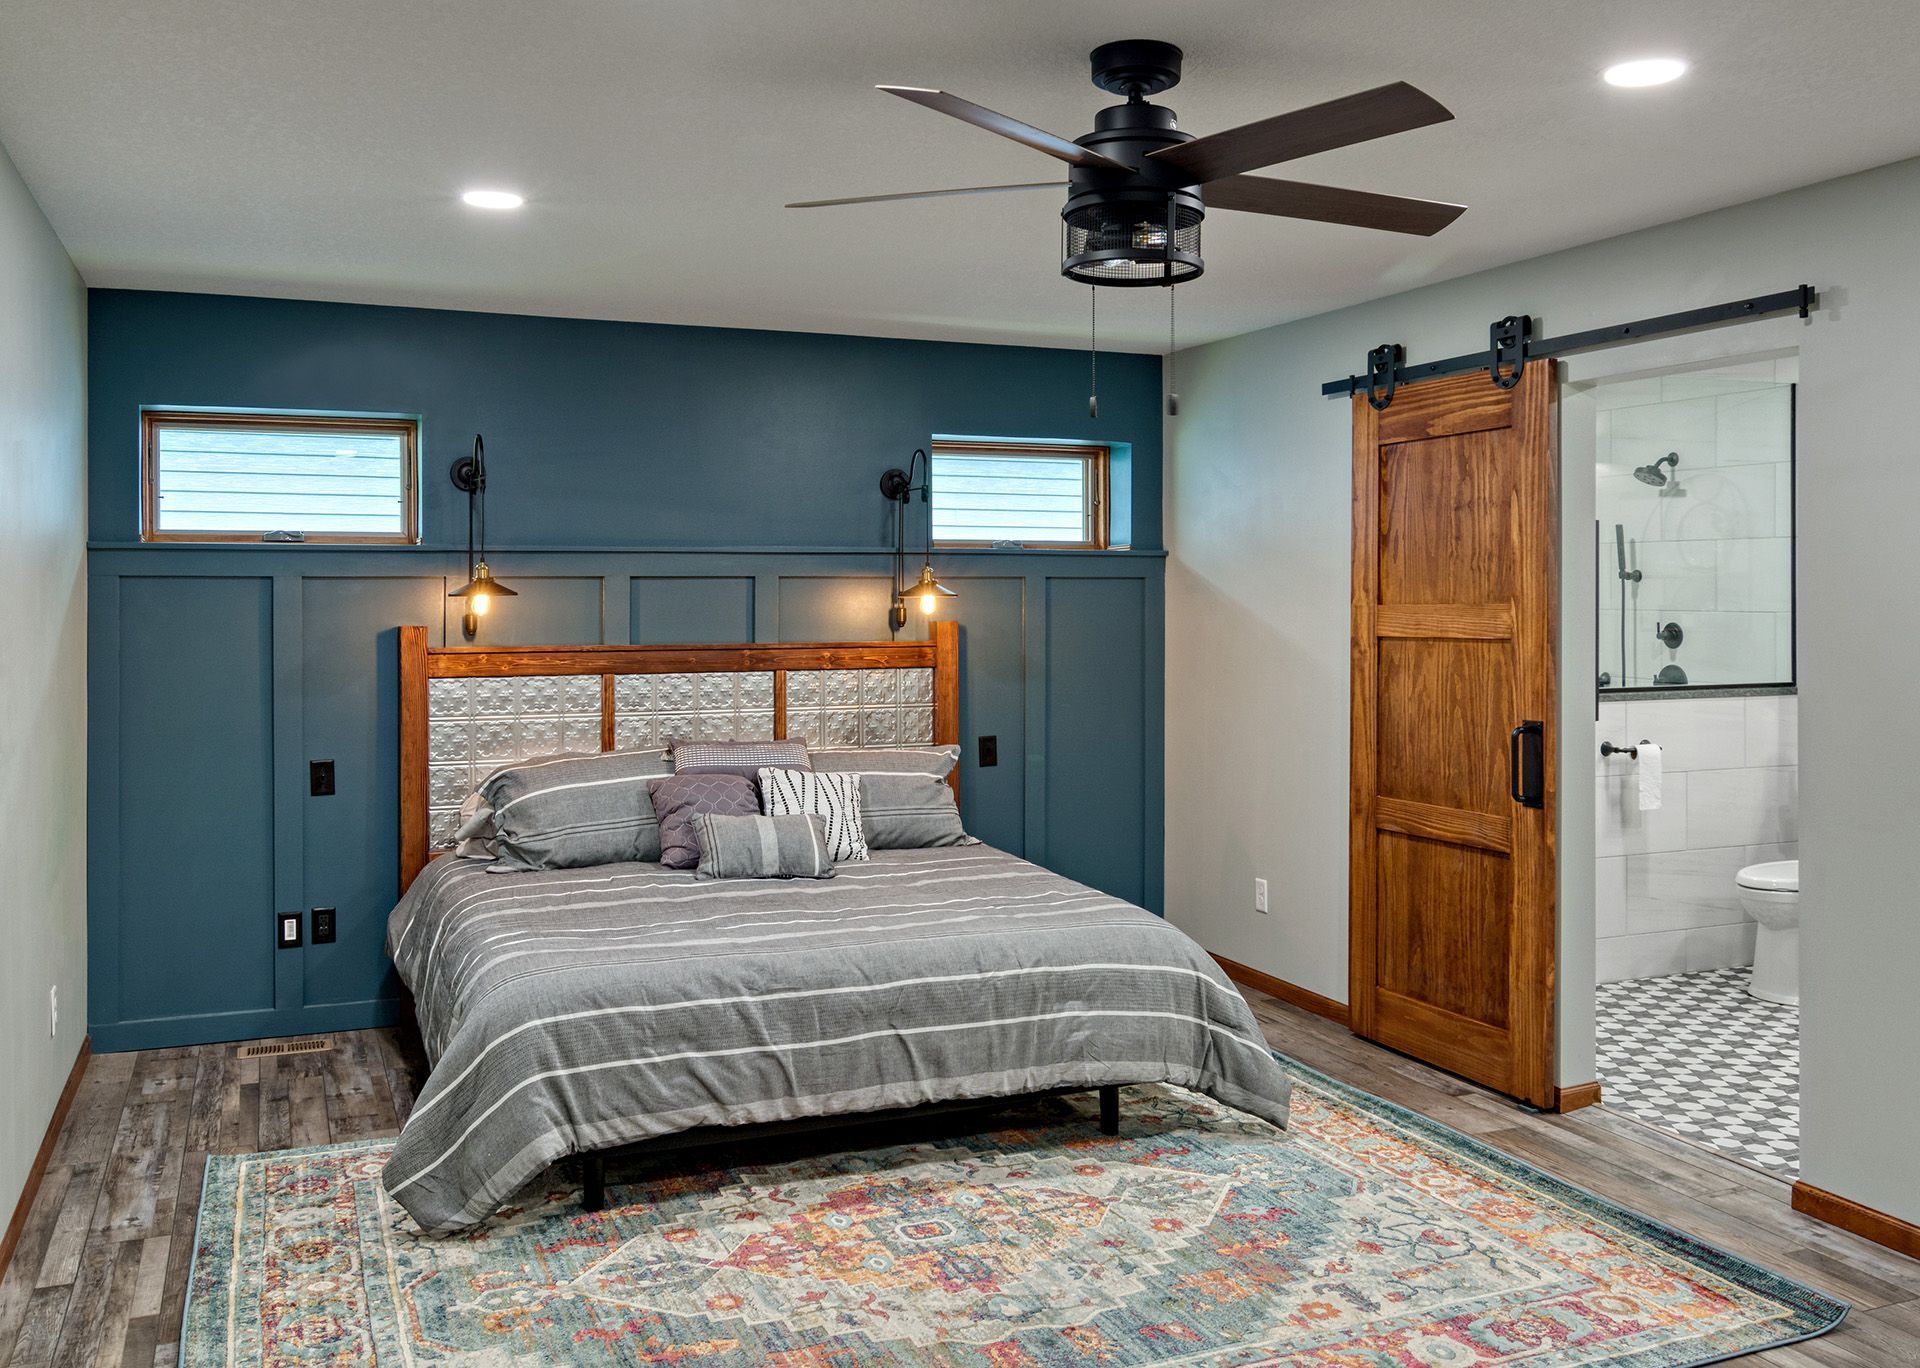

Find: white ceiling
4;0;1920;349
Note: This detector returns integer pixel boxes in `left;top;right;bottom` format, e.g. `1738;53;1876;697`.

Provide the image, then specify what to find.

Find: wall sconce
881;448;956;632
448;434;516;639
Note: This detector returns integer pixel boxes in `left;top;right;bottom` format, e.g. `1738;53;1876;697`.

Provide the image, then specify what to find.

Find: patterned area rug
1596;968;1801;1176
181;1059;1844;1366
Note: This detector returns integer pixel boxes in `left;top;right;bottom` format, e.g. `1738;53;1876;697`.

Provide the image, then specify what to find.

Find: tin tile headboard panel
399;623;958;889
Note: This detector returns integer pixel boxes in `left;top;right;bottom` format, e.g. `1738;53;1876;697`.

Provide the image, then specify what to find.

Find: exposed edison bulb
471;591;491;617
919;588;939;615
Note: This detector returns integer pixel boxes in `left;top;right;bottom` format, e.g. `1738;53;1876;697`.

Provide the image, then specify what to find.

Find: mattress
383;844;1293;1234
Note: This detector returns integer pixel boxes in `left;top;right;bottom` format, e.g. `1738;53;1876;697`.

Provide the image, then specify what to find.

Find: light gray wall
0;138;86;1222
1168;156;1920;1223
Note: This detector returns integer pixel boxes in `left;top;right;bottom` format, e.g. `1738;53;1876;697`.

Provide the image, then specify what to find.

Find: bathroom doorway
1582;353;1801;1176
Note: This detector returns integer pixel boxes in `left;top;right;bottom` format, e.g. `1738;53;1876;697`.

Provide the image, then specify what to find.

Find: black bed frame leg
581;1153;606;1213
1099;1084;1121;1136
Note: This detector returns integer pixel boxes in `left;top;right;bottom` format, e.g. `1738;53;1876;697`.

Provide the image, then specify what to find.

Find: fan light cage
1062;200;1202;285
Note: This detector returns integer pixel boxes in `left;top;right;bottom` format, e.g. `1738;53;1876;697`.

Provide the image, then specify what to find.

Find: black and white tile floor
1594;967;1800;1176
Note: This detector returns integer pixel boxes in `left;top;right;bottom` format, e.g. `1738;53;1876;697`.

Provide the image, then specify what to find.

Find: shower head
1634;453;1680;487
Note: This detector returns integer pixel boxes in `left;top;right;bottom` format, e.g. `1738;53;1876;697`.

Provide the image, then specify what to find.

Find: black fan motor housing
1089;39;1184;98
1061;90;1205;286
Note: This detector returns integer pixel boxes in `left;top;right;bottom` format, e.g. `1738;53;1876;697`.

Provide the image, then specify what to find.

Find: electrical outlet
1254;878;1269;915
49;984;58;1038
312;907;337;944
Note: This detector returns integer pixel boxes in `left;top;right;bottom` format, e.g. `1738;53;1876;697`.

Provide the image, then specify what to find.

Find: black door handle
1509;720;1544;809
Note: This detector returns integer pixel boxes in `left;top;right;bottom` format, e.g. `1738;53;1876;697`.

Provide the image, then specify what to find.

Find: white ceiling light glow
1603;57;1688;88
460;188;525;210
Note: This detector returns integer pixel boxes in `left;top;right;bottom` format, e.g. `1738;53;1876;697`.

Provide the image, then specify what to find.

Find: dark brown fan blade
1148;82;1453;182
786;181;1065;209
1204;175;1465;236
878;86;1132;170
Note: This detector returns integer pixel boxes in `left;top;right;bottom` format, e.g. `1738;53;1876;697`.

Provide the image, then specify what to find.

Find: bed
385;625;1293;1235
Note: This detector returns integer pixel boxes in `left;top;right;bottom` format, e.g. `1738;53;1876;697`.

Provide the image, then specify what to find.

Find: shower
1634;452;1680;487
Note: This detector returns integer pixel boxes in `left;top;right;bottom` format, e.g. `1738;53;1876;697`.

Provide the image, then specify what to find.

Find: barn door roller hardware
1325;284;1816;404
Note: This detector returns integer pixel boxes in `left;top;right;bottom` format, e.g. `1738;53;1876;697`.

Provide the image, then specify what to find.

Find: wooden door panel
1376;833;1513;1026
1351;365;1557;1108
1376;381;1516;443
1379;433;1518;606
1376;638;1514;815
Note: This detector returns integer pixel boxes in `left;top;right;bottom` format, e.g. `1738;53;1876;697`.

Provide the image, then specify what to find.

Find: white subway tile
1597;474;1664;544
1625;847;1751;932
1596;856;1628;938
1743;695;1799;767
1687;767;1798;848
1686;922;1758;972
1633;539;1719;611
1669;611;1780;684
1612;929;1693;981
1626;697;1746;771
1715;538;1793;612
1596;769;1689;857
1714;388;1792;466
1660;464;1777;542
1592;377;1666;411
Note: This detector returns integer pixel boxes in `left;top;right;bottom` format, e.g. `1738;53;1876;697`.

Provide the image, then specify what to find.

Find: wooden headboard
399;621;959;890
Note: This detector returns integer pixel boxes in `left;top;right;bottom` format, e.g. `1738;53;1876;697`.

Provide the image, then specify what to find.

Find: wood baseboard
1792;1180;1920;1260
0;1035;90;1285
1210;953;1351;1028
1554;1081;1603;1113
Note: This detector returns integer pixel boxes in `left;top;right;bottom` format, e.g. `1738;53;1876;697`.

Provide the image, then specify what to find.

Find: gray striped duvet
383;845;1293;1235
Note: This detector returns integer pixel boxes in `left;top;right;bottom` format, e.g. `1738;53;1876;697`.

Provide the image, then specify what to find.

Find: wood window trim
139;409;421;545
929;440;1110;550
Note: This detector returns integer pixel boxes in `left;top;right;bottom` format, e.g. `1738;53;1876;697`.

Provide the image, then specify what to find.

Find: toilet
1734;860;1800;1006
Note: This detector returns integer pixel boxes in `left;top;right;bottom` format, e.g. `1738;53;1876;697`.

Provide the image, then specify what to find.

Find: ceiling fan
787;39;1466;287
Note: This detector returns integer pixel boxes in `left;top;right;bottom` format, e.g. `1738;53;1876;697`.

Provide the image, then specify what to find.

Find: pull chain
1088;285;1099;420
1167;285;1179;417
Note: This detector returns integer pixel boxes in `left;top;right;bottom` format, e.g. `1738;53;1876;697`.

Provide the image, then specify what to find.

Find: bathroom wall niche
1592;355;1795;692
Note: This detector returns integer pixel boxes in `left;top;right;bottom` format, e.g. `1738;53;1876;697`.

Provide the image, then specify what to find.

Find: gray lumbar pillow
693;812;836;880
481;749;672;872
806;745;977;850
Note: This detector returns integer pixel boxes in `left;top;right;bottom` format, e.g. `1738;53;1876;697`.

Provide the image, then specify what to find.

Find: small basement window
140;411;419;544
929;441;1109;549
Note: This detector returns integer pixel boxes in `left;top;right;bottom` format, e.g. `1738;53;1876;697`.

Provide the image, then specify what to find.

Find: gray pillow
481;749;671;872
647;773;761;869
671;739;810;781
808;746;976;849
693;813;836;880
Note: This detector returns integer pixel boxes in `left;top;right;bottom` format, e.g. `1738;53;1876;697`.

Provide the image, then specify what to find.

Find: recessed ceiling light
1603;57;1688;88
461;188;525;210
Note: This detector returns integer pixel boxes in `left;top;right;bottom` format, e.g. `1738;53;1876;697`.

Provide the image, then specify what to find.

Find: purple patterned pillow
647;773;761;869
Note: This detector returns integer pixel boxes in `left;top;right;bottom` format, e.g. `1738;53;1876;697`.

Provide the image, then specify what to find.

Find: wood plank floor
2;992;1915;1366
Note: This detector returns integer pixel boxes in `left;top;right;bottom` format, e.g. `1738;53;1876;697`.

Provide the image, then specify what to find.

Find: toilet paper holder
1600;739;1652;759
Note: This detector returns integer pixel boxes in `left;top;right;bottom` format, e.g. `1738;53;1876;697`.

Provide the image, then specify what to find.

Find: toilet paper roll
1636;742;1663;811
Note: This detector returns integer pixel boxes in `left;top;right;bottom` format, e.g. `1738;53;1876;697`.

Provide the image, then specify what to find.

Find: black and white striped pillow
758;768;869;863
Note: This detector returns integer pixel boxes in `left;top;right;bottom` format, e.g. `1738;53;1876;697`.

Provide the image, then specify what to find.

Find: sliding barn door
1350;365;1558;1107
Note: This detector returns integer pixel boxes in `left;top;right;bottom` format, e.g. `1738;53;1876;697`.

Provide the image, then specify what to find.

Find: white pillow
758;768;869;863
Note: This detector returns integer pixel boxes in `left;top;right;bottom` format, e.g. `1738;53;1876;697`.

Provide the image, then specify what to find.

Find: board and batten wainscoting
1595;693;1797;981
85;290;1166;1052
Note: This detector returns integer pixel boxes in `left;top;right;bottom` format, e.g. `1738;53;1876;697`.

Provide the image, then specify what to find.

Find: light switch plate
277;912;303;948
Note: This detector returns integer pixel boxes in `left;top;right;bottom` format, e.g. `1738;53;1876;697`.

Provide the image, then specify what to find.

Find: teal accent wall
87;290;1167;1051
